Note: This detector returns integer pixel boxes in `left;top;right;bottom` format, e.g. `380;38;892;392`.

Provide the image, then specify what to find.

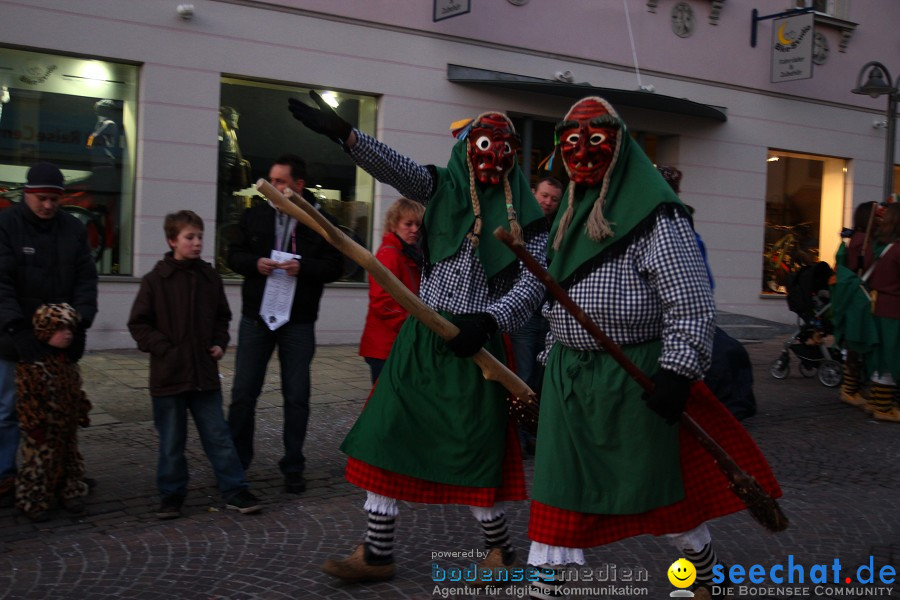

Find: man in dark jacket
227;153;343;494
0;163;98;507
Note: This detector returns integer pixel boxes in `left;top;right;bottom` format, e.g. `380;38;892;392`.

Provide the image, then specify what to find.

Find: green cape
426;140;545;280
547;135;683;285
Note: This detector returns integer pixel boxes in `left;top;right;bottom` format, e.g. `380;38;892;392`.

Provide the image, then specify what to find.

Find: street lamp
851;61;899;202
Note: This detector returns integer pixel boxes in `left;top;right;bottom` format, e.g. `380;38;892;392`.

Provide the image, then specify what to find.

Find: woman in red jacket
359;198;424;383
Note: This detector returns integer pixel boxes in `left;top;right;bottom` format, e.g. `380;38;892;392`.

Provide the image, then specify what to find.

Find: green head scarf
547;100;684;285
426;137;545;280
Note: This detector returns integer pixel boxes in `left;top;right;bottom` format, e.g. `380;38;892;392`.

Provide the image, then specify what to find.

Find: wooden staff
494;227;788;533
255;179;537;407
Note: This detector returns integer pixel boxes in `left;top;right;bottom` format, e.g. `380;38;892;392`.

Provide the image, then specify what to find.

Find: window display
218;78;376;281
763;150;846;294
0;47;137;275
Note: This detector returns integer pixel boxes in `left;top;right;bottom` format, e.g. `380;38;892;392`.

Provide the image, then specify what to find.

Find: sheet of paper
259;249;301;330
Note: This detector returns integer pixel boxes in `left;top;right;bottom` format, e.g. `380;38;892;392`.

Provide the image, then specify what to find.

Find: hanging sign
433;0;470;22
771;12;814;83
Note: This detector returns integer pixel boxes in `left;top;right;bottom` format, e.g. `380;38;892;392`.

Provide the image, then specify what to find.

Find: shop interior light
63;60;119;84
320;91;339;108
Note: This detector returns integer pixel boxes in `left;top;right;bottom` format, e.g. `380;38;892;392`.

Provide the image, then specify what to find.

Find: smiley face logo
668;558;697;588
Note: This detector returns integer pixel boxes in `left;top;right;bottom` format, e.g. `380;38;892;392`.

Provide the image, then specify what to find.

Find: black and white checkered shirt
349;131;548;332
542;208;715;379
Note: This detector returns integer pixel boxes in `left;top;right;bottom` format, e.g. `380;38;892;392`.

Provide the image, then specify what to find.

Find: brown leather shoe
874;406;900;423
321;544;395;582
468;547;519;587
840;390;866;407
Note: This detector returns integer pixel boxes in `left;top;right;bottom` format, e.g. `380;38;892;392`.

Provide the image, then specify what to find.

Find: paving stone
0;340;897;598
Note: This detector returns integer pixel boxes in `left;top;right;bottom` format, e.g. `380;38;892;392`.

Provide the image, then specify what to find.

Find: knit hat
24;162;65;195
32;303;80;342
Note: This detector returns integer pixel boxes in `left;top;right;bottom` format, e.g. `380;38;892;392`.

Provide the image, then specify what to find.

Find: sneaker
226;490;262;514
321;544;395;583
156;495;184;520
284;472;306;494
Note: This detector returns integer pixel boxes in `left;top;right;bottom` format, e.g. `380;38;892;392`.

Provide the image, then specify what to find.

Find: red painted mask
556;98;620;187
466;113;520;186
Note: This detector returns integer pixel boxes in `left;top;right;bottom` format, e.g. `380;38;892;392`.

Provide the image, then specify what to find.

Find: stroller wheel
798;361;818;378
770;358;790;379
818;360;842;388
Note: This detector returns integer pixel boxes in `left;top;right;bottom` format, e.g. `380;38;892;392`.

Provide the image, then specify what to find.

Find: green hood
547;134;684;285
426;140;545;280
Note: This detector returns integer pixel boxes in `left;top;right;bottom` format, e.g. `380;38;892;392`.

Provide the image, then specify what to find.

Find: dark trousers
228;316;315;475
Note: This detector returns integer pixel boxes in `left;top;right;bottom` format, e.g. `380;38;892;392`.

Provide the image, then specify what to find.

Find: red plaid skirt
529;381;782;547
345;418;527;506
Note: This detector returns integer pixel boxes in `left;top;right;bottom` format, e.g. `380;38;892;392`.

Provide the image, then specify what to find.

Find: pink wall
274;0;899;109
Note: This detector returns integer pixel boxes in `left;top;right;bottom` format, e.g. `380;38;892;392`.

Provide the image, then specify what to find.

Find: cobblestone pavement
1;338;898;599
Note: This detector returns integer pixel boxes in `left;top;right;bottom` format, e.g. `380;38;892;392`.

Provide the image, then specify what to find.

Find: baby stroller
769;262;843;387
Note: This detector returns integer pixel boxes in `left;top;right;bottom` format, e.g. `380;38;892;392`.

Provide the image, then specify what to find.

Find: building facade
1;0;897;349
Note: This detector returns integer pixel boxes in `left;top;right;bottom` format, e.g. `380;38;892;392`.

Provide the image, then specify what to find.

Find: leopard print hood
32;303;80;342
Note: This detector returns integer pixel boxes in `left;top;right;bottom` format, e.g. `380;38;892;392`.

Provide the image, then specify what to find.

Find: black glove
445;312;498;358
66;327;87;363
10;326;47;363
643;369;691;425
287;91;353;145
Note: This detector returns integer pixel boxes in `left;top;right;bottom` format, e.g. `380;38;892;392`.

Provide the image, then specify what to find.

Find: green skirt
341;317;508;487
831;264;879;357
871;316;900;381
532;341;683;514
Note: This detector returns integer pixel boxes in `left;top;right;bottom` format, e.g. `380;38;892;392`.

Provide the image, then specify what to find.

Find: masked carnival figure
289;93;547;584
526;97;782;600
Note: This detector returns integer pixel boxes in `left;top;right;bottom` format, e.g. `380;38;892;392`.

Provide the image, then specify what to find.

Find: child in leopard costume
15;303;91;521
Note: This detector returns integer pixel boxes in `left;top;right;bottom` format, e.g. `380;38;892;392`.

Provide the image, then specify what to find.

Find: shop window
217;78;376;282
762;150;846;294
0;47;137;275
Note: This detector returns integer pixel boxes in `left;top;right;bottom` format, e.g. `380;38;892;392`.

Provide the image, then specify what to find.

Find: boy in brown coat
128;210;260;518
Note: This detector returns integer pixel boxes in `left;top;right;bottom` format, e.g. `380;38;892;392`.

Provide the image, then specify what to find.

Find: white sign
433;0;470;22
259;250;300;331
771;13;814;83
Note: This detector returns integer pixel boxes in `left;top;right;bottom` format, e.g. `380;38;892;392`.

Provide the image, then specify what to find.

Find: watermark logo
430;555;649;597
667;558;696;597
709;555;895;597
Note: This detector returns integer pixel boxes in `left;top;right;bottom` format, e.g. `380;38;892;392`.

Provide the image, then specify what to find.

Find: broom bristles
731;479;790;533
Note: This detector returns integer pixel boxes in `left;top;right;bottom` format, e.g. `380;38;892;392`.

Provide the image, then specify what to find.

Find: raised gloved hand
66;327;87;363
9;325;47;363
642;369;691;425
288;91;353;145
445;312;498;358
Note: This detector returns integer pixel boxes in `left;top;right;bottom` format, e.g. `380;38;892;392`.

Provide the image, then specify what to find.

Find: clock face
812;31;829;65
671;2;695;38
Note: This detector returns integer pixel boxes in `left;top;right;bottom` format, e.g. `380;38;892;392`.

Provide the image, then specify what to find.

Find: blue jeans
509;312;549;390
0;359;18;482
228;316;315;475
152;390;248;500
